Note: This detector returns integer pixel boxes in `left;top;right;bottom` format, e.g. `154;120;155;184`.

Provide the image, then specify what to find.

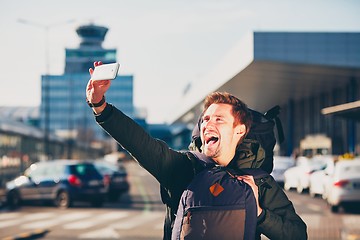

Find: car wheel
7;191;21;209
55;191;72;208
330;204;339;213
309;189;316;198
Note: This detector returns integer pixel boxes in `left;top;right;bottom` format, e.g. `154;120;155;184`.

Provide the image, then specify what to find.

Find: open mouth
205;135;219;145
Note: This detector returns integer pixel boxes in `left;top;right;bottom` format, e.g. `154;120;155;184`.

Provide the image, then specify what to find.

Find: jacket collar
228;139;265;169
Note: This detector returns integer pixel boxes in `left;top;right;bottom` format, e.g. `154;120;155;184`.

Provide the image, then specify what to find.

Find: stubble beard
203;145;220;160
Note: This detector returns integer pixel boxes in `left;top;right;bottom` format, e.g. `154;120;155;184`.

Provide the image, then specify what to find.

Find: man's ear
235;124;246;138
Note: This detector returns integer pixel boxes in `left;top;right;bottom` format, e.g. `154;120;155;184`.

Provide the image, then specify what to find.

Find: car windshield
95;161;120;173
310;159;327;169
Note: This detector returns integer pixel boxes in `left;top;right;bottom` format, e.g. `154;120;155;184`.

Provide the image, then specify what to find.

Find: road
1;160;360;240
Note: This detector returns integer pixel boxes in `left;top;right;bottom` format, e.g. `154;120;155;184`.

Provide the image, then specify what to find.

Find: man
86;61;307;239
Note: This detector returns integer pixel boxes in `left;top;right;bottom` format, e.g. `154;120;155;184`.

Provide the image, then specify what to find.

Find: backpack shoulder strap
239;168;269;179
160;151;214;207
238;168;272;190
264;105;284;144
186;151;216;174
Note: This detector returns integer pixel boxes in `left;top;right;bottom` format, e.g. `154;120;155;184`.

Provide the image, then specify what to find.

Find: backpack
171;151;270;240
189;105;284;174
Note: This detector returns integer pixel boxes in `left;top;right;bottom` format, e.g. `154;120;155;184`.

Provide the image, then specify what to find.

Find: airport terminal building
171;32;360;157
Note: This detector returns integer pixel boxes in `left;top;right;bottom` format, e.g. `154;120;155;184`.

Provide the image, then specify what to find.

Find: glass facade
254;32;360;68
279;80;359;156
40;24;134;141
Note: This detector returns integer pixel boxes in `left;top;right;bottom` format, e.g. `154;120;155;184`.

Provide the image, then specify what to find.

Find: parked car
94;160;130;202
309;160;335;198
6;160;106;208
284;156;330;193
322;159;360;212
271;156;295;186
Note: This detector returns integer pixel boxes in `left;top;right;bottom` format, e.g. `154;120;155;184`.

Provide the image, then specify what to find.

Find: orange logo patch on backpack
209;182;224;197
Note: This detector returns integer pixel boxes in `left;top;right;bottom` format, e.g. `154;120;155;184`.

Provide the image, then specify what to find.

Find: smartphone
91;63;120;81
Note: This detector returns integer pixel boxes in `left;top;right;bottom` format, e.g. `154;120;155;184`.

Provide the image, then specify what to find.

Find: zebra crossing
0;209;165;239
2;204;360;239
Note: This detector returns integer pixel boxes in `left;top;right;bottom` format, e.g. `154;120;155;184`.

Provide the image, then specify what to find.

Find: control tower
64;24;116;74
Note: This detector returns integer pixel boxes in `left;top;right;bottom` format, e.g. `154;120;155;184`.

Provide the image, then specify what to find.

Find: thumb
86;79;92;90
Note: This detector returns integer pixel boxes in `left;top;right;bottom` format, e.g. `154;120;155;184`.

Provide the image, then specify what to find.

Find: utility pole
18;18;75;160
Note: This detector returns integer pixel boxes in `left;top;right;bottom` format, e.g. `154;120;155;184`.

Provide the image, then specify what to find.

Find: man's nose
204;119;215;128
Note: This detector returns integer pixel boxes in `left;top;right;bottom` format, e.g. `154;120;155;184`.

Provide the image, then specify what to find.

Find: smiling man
201;94;249;166
86;61;307;240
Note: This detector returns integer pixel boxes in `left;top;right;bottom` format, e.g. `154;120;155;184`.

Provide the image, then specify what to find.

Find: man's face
200;103;245;166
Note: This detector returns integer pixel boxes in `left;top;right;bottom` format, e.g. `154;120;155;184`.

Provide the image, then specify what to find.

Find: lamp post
18;18;75;160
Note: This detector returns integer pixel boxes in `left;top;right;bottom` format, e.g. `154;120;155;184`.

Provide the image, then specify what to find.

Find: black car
6;160;106;208
94;161;130;202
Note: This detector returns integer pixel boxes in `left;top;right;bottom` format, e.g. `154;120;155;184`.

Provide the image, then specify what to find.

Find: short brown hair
203;92;252;138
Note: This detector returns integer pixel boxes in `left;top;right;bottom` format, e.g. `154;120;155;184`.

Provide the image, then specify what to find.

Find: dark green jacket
95;104;307;240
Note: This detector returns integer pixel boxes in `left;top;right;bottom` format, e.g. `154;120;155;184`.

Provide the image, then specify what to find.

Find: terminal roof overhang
171;61;360;125
216;61;360;112
170;32;360;125
321;100;360;121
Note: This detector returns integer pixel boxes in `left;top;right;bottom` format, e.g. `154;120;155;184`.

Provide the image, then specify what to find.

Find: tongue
208;138;218;145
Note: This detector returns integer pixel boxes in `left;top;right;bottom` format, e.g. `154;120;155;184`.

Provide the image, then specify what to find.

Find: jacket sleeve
94;104;194;191
256;176;308;240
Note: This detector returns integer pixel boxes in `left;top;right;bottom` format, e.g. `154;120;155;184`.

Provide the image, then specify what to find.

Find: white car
271;156;295;186
284;156;329;193
309;160;335;198
323;159;360;212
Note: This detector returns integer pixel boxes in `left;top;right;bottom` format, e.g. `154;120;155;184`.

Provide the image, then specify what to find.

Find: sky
1;0;360;123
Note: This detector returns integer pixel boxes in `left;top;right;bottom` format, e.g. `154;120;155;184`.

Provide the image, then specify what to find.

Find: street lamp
18;18;75;160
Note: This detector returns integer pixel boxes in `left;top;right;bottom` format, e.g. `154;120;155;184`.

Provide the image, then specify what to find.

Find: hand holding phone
91;63;120;81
